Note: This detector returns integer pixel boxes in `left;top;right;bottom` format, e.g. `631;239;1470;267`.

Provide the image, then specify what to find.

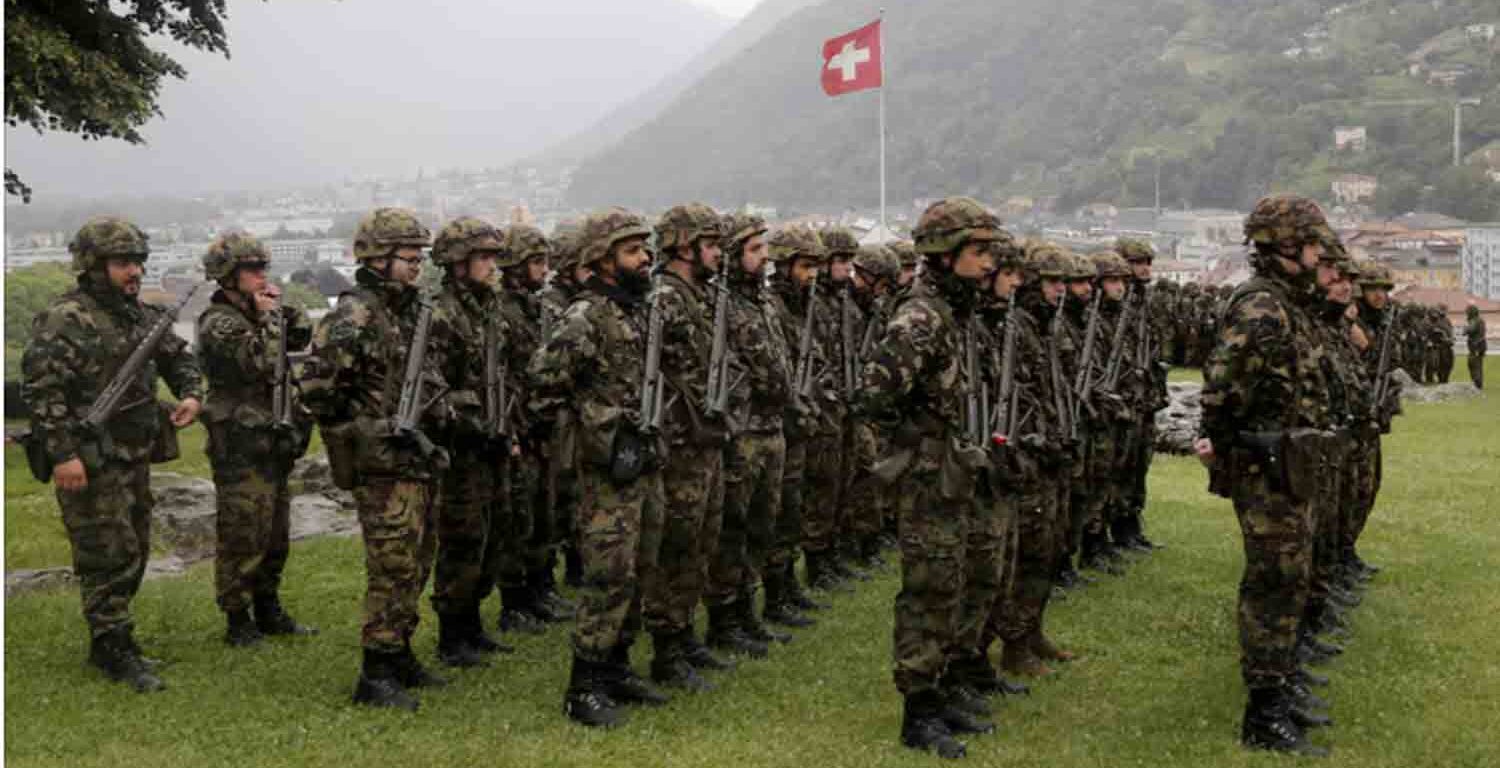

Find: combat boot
525;572;571;624
860;534;890;571
834;546;873;582
394;643;448;689
1240;686;1329;757
90;628;166;693
1287;679;1330;712
650;633;715;692
253;592;317;637
465;606;515;655
1294;666;1330;688
705;603;769;659
563;655;624;728
807;551;853;593
353;649;418;711
1113;517;1150;554
941;682;993;718
1080;532;1124;576
537;563;578;615
498;587;547;635
436;613;488;668
605;644;671;706
762;573;816;629
939;687;996;734
564;544;585;589
1300;633;1344;661
1029;629;1076;663
224;609;265;648
1327;585;1361;609
680;633;735;671
1000;639;1053;678
784;561;829;612
738;591;792;645
901;689;967;759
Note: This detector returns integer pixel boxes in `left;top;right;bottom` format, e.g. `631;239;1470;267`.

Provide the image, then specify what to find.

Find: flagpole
878;7;887;237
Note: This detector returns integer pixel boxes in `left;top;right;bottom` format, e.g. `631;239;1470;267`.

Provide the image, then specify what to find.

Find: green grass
5;359;1498;767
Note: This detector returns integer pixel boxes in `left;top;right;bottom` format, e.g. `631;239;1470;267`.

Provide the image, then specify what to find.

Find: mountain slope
567;0;1500;219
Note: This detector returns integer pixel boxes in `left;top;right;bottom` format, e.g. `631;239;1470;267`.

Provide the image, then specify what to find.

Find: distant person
1467;304;1487;390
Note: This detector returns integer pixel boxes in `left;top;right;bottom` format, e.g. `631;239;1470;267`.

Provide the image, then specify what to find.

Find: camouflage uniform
196;231;315;643
803;227;857;578
1433;306;1454;384
21;217;203;691
1074;252;1135;572
1199;195;1334;755
1114;238;1169;550
535;222;586;589
298;208;451;708
1348;264;1402;576
1466;305;1487;390
843;244;902;565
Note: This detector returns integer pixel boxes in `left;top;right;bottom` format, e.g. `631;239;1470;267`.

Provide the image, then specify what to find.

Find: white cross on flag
821;20;882;97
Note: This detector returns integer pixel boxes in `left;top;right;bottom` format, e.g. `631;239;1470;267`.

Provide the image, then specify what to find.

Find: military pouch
609;423;652;486
1283;427;1333;502
320;420;360;490
149;401;180;464
1236;430;1286;495
19;428;52;483
938;438;984;501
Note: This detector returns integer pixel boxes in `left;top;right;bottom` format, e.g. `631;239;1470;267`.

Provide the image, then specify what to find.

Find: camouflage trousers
1470;353;1484;390
707;431;786;608
354;478;438;653
1080;423;1118;539
58;459;153;638
893;470;970;695
499;454;540;590
802;428;845;555
1232;473;1313;688
1308;446;1346;607
1121;417;1156;517
843;420;889;542
1436;345;1454;384
953;489;1014;658
211;458;292;614
433;451;505;615
1344;440;1381;556
778;441;808;568
643;448;723;637
572;467;664;663
990;483;1058;644
524;450;568;577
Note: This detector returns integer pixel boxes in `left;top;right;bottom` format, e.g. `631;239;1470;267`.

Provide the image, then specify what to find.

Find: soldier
1194;194;1335;756
892;239;919;288
1433;305;1454;385
493;224;573;633
426;217;516;668
1113;238;1168;552
197;231;317;648
706;212;796;659
843;244;901;570
21;216;204;692
299;207;451;710
1057;250;1099;588
536;220;590;589
860;197;999;759
527;208;669;727
1466;304;1487;390
641;204;734;691
807;226;863;587
1075;251;1135;576
1351;263;1402;578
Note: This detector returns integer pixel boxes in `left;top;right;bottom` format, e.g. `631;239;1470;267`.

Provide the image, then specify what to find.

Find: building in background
1462;224;1500;300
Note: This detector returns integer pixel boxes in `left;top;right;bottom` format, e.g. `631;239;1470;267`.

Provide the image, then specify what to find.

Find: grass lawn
4;359;1497;767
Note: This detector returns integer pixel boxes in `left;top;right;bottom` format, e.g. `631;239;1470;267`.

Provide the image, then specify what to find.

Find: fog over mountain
5;0;733;199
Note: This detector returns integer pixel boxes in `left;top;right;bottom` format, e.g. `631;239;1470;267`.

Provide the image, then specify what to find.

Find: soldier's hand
254;285;281;314
171;397;203;428
1193;437;1215;467
54;457;88;492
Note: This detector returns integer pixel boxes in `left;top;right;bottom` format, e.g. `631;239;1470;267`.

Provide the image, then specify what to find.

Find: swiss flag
821;20;882;97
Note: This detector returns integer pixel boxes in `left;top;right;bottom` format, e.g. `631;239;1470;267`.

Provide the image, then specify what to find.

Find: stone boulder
1154;382;1202;455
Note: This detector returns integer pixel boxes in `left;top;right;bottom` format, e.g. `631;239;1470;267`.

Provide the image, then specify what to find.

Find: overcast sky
696;0;759;16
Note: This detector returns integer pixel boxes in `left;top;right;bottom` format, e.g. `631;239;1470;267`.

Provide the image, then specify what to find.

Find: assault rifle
392;300;445;459
1047;303;1073;443
1101;290;1136;392
1070;291;1103;431
638;270;666;434
704;259;733;420
841;286;859;400
792;278;819;402
964;317;985;447
989;308;1019;454
483;315;515;448
1369;304;1400;422
271;307;294;433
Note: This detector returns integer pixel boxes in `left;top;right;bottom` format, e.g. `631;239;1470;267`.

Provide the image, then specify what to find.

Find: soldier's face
1363;288;1388;310
831;258;852;283
953;242;996;283
696;237;722;273
1041;277;1065;306
1130;259;1152;281
740;234;768;276
1101;277;1127;301
525;255;548;288
1298;242;1324;272
614;237;651;277
1316;262;1339;289
1067;280;1092;301
1327;276;1353;304
991;267;1023;299
234;263;269;296
790;257;818;287
105;257;144;295
389;246;423;284
466;252;497;285
898;265;915;286
573;265;593;285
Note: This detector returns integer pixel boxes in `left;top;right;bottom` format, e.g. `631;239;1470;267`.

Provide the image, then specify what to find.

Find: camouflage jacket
297;267;453;479
655;270;723;447
22;276;204;466
1123;282;1170;414
1082;295;1140;425
809;278;851;433
725;271;792;435
1312;302;1372;431
1199;273;1329;446
496;286;545;436
431;277;509;448
197;292;312;424
977;295;1057;485
769;276;826;438
526;278;655;470
1467;315;1488;355
537;279;577;343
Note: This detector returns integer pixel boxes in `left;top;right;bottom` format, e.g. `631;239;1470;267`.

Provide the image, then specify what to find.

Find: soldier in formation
1466;304;1487;389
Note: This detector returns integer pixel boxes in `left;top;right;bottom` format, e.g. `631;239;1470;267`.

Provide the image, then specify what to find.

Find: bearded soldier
22;216;204;692
860;197;999;759
299;208;453;710
426;217;516;668
641;204;735;691
1195;194;1337;756
197;231;316;648
528;208;669;727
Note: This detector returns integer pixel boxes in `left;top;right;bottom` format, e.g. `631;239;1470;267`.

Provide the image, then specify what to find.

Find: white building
1331;174;1378;204
1334;126;1367;152
1462;225;1500;300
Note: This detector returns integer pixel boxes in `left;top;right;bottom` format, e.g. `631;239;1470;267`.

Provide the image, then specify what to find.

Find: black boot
605;644;670;706
225;609;265;648
437;612;488;668
807;551;852;593
1114;516;1151;554
1240;686;1329;757
1327;585;1362;609
498;587;547;635
563;655;624;728
1080;531;1124;576
650;633;716;692
1126;511;1161;550
394;644;448;689
1287;679;1330;712
680;633;735;671
762;573;816;629
942;681;994;718
738;591;792;645
1294;666;1331;688
253;592;317;636
705;603;769;659
901;689;967;759
860;534;890;571
1300;633;1344;661
526;571;571;624
537;561;578;615
465;606;515;655
833;546;873;582
783;560;829;612
89;627;166;693
353;649;418;711
939;686;996;734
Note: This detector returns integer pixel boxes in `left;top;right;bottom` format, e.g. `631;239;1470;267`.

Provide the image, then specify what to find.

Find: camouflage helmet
68;216;150;272
768;224;826;264
1065;252;1097;281
353;207;431;262
1091;250;1132;279
1242;194;1334;256
655;203;723;253
1468;304;1481;317
1181;281;1201;295
852;244;899;283
721;212;768;255
1356;261;1395;289
990;234;1026;270
889;239;918;268
549;220;584;274
1115;237;1156;264
577;207;652;267
1335;258;1362;280
1024;244;1072;280
820;226;860;259
431;217;505;266
913;197;1003;255
202;230;270;283
502;224;552;269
